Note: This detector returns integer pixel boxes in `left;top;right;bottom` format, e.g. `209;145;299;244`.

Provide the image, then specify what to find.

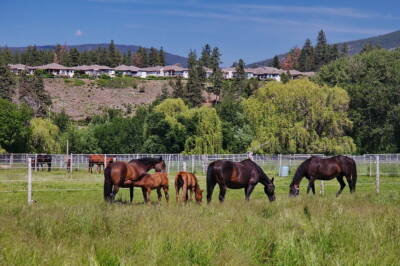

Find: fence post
35;154;38;171
183;162;187;172
376;155;380;193
369;156;372;177
9;153;13;167
70;153;73;173
104;154;107;169
247;151;254;161
27;158;32;204
191;155;194;173
278;154;282;176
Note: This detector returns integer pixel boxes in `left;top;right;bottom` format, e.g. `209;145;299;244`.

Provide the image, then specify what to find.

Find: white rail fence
0;153;399;202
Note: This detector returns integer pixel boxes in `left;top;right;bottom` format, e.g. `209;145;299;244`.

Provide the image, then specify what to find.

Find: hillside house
114;65;139;76
163;65;189;78
31;63;75;78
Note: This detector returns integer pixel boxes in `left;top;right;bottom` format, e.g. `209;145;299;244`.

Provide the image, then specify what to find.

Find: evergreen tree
98;47;109;66
69;48;80;66
341;43;349;57
200;44;212;67
272;55;280;69
315;30;329;68
299;39;314;71
329;44;340;61
108;40;122;67
149;47;159;66
159;47;165;66
170;75;185;98
208;47;224;102
0;65;15;100
185;50;204;107
233;59;247;96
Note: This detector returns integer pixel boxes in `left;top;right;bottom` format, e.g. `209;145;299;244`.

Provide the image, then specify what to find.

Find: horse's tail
351;159;357;192
104;165;113;202
206;162;216;200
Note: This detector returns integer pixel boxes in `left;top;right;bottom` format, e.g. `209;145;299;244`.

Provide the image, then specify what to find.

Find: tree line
0;40;166;68
272;30;349;72
0;43;399;154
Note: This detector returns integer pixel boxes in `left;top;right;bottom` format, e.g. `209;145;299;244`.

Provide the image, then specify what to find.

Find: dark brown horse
88;154;114;173
289;155;357;197
31;154;52;171
175;171;203;203
103;157;166;202
206;159;275;203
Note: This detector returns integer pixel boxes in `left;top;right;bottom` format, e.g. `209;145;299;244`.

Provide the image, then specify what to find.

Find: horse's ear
158;156;163;161
271;177;275;183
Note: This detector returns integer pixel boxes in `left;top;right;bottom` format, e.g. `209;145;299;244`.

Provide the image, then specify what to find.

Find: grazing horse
88;154;114;173
289;155;357;197
103;157;166;202
31;155;52;171
174;171;203;203
133;172;169;203
206;159;275;203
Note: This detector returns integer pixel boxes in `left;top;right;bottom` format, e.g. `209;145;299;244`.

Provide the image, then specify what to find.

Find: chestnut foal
174;171;203;203
133;172;169;203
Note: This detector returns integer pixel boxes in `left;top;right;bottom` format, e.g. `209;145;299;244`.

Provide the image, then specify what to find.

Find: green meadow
0;169;399;265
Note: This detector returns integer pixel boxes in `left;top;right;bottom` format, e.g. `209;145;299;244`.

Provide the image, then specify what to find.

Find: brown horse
206;159;275;203
88;154;114;173
174;171;203;203
103;157;166;202
133;172;169;203
289;155;357;197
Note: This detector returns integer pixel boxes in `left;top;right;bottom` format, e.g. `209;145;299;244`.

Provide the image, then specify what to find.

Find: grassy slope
0;170;400;265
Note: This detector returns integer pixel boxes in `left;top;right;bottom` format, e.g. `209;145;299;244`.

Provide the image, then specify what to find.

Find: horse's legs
141;187;148;203
163;186;169;202
345;175;355;193
146;189;152;204
189;188;194;201
218;185;227;202
111;185;120;201
157;188;162;202
336;175;346;197
182;183;188;202
48;162;51;172
175;183;180;202
206;177;217;203
129;187;134;202
245;183;256;201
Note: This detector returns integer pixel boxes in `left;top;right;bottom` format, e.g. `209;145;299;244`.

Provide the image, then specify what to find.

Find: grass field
0;169;400;265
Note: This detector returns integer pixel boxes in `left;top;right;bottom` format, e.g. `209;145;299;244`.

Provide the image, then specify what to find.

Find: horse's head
264;177;276;202
154;157;166;172
289;183;300;197
195;188;204;203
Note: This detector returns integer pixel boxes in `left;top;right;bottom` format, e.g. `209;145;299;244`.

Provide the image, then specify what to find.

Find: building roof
114;65;140;71
250;67;283;75
139;66;164;72
31;63;74;70
163;65;188;72
8;64;28;70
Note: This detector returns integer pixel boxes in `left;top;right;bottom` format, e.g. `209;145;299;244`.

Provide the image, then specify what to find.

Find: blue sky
1;0;399;65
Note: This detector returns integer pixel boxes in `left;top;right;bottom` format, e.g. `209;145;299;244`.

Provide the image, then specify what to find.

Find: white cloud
75;29;83;36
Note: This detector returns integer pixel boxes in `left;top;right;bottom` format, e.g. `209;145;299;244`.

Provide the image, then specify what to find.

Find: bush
96;77;138;88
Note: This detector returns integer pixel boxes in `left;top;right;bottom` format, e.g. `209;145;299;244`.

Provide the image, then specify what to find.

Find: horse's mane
292;158;310;184
129;157;162;165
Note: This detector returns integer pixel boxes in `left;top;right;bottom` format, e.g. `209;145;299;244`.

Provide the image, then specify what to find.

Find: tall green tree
299;39;314;71
108;40;122;67
0;65;15;101
69;48;80;66
159;47;165;66
200;44;212;68
208;47;224;101
185;50;205;107
315;30;329;68
272;55;280;69
149;47;159;66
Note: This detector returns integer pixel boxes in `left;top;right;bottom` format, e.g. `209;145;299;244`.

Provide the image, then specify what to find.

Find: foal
133;172;169;203
174;171;203;203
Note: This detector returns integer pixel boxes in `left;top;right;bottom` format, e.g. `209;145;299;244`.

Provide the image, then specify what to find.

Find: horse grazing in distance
206;159;275;203
31;155;52;171
289;155;357;197
88;154;114;173
133;172;169;203
103;157;166;202
174;171;203;203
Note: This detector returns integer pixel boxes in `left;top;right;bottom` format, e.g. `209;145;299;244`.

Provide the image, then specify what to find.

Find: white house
31;63;75;78
114;65;139;76
8;64;29;74
163;65;189;78
81;65;115;77
137;66;165;78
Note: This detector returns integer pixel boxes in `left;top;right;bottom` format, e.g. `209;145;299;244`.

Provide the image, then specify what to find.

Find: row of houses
7;63;314;81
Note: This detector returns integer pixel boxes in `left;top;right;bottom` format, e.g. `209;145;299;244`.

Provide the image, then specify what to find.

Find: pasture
1;167;400;266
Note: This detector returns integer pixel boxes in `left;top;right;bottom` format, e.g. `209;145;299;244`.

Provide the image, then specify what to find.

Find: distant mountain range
248;30;400;68
4;43;188;67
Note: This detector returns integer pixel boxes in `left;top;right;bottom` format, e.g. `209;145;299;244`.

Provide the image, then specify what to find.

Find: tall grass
0;171;400;265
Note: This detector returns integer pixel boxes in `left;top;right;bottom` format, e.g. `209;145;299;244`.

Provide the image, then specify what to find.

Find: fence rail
1;153;400;176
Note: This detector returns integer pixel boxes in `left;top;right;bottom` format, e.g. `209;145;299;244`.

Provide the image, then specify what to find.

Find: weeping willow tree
29;118;61;153
242;79;356;154
154;99;223;154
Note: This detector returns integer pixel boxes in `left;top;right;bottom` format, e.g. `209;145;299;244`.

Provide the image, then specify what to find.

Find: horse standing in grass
289;155;357;197
31;155;52;171
88;154;114;174
174;171;203;203
206;159;275;203
103;157;166;202
133;172;169;203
